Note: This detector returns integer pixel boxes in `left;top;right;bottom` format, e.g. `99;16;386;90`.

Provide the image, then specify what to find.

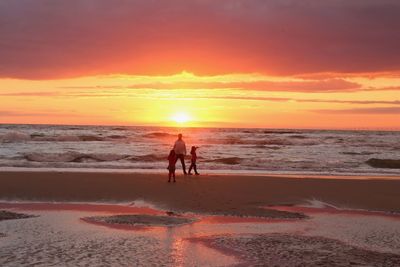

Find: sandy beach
1;171;400;266
1;171;400;214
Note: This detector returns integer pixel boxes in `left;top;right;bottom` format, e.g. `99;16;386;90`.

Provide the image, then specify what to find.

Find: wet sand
0;210;36;221
84;214;196;228
1;171;400;216
193;234;400;266
1;201;400;266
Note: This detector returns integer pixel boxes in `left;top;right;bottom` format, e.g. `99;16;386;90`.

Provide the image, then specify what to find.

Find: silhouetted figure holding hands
188;146;200;175
167;149;176;182
173;133;187;175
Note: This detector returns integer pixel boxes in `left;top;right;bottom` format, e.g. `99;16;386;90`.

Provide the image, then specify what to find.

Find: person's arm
184;143;187;155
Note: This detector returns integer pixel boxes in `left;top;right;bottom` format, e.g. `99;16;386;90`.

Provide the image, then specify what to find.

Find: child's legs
188;163;193;173
169;169;175;179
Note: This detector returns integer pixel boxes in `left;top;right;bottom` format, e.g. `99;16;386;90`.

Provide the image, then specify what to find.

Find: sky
1;0;400;129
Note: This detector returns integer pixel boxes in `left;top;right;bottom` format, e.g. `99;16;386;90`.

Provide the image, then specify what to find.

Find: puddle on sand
270;204;400;220
0;202;241;266
266;201;400;254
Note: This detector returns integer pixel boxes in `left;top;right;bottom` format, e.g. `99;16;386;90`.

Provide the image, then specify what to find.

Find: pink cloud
1;1;400;79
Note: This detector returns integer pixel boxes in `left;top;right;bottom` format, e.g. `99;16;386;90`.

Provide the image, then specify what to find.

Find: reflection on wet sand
1;201;400;266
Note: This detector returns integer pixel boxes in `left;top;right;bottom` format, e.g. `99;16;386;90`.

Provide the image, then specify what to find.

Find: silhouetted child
167;149;176;182
188;146;200;175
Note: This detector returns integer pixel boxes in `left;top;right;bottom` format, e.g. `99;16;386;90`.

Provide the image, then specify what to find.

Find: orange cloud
120;79;361;92
0;110;79;118
313;107;400;114
58;78;362;93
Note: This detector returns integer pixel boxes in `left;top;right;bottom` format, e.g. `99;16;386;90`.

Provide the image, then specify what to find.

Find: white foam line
299;198;400;216
302;199;342;210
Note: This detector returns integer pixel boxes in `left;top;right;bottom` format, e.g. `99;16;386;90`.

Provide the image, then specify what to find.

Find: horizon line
1;122;399;132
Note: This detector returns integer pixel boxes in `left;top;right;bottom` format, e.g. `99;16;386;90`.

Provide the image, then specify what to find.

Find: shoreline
1;171;400;215
1;167;399;180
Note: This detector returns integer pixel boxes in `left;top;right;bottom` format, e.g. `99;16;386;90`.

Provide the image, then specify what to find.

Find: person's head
178;133;183;140
169;149;175;157
190;146;198;154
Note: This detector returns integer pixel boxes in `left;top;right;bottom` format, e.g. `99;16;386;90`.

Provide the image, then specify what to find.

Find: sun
171;112;191;124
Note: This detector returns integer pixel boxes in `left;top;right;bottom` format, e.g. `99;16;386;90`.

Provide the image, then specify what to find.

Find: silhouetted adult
173;133;187;175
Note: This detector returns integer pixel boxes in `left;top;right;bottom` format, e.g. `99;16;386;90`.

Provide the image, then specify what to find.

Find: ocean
0;124;399;176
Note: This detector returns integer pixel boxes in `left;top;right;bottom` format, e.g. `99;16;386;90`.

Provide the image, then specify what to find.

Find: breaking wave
143;132;175;138
341;152;374;156
366;158;400;169
23;152;187;164
112;127;129;131
106;135;127;140
129;154;167;162
263;130;300;134
205;137;294;146
0;131;130;143
288;135;308;139
24;152;130;163
205;157;243;165
0;132;31;142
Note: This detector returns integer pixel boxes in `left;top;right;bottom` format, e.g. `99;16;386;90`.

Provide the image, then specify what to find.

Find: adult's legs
180;155;187;174
175;154;187;174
